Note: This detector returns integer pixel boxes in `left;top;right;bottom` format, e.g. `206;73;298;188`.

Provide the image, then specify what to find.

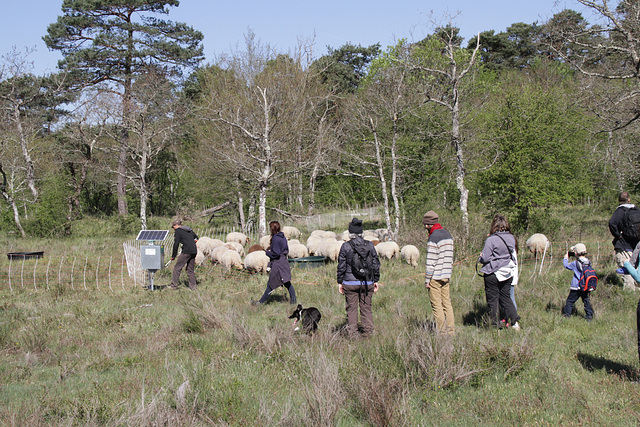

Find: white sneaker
512;322;521;331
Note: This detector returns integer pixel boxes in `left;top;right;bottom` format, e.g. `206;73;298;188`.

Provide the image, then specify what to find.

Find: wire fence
0;235;620;294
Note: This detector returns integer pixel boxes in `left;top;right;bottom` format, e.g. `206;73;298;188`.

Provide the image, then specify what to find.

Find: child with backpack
562;243;596;321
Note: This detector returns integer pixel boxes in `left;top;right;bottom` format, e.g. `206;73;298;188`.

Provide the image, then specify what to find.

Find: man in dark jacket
337;218;381;337
609;191;637;291
170;219;199;290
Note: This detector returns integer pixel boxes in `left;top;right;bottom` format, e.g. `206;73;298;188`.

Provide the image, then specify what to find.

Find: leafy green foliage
473;67;595;230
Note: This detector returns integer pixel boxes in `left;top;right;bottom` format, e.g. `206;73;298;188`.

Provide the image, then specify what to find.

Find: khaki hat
571;243;587;255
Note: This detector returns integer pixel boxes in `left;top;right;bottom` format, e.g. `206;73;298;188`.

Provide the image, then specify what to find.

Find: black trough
289;255;328;269
7;251;44;260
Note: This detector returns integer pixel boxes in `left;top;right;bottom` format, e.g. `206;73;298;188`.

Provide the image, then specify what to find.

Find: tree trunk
12;104;38;200
139;146;148;230
451;87;469;237
371;117;392;231
391;115;401;237
0;164;26;237
308;162;319;216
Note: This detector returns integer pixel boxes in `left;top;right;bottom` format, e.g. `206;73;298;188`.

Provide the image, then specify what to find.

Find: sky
0;0;588;75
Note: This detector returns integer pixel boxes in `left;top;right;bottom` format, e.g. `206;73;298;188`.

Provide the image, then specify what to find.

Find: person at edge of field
423;210;455;335
609;191;638;291
622;238;640;365
337;217;381;338
562;243;594;321
252;220;297;305
170;219;199;290
478;214;521;331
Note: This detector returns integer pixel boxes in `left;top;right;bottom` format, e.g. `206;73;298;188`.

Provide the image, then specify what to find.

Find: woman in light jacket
478;214;521;330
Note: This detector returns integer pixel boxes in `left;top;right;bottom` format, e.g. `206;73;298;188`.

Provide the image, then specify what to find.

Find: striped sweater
425;226;454;282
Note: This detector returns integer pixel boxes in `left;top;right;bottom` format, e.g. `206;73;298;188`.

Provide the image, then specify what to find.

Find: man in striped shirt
423;210;455;335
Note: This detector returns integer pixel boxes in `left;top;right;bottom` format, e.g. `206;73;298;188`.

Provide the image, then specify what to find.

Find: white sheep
244;250;270;273
316;239;342;262
260;235;272;250
306;235;325;255
322;231;337;240
195;248;206;265
210;245;230;263
526;233;549;257
401;245;420;267
288;242;309;259
376;241;400;260
310;229;326;238
340;230;350;241
196;237;224;255
282;226;301;240
226;232;250;246
224;241;245;257
219;249;243;270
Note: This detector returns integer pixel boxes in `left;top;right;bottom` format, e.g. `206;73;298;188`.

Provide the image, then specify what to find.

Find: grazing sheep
306;236;325;255
316;240;342;262
282;226;301;240
340;230;350;241
363;235;381;246
363;229;379;239
259;235;272;250
288;242;309;259
310;230;326;238
247;244;264;254
322;231;337;240
196;237;224;255
226;232;250;246
244;250;270;273
210;245;230;263
526;233;549;257
401;245;420;267
376;241;401;260
195;248;206;265
219;249;243;270
224;241;245;257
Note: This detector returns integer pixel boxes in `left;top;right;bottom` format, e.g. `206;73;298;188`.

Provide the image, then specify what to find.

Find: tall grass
1;207;640;425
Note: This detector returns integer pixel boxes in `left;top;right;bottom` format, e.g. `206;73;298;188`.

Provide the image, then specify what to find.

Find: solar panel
136;230;170;241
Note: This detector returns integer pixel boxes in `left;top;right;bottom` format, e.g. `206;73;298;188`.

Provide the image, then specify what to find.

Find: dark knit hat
422;210;439;226
348;217;363;234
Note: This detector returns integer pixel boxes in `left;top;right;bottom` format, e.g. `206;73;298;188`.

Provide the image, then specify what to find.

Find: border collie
289;304;321;333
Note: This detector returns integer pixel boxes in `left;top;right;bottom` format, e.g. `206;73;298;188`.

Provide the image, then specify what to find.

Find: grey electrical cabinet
141;245;164;270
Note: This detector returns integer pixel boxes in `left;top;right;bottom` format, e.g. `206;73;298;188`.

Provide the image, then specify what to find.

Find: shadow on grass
577;352;638;381
462;300;490;328
407;316;436;332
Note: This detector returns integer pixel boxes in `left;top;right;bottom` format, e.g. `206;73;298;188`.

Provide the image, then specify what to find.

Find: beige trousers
428;278;455;334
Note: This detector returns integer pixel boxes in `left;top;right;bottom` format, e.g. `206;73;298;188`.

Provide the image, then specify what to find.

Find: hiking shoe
512;322;521;331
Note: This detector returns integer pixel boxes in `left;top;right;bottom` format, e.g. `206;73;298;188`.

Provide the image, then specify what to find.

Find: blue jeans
563;289;593;319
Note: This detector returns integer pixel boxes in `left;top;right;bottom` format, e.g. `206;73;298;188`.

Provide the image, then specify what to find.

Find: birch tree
405;25;481;237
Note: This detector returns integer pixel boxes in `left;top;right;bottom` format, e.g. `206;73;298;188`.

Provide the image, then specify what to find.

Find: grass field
1;211;640;425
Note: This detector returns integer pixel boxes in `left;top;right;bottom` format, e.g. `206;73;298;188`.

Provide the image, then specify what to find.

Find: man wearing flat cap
423;210;455;334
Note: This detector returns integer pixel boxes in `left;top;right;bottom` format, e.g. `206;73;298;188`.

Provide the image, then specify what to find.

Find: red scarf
428;223;443;236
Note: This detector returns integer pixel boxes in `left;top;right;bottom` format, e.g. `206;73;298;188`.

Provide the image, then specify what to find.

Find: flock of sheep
193;226;422;273
192;225;550;275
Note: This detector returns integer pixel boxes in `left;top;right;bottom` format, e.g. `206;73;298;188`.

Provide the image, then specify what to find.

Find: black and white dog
289;304;321;333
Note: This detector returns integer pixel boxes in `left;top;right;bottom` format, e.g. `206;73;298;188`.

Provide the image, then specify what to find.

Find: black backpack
348;239;373;282
577;260;598;292
622;206;640;246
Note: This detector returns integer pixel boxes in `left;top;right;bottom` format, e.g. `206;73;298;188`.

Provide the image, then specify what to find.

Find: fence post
96;256;100;290
58;256;64;287
8;257;12;292
46;257;51;290
33;257;38;292
109;256;113;292
83;257;88;290
71;257;76;290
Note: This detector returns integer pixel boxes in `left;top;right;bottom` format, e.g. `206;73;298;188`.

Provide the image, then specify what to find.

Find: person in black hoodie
337;218;380;337
609;191;637;291
170;219;199;290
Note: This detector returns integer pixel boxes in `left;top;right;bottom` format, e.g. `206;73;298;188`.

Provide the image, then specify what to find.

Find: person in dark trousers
252;221;297;305
478;214;520;330
337;218;380;337
562;243;594;321
170;219;199;290
609;191;637;291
